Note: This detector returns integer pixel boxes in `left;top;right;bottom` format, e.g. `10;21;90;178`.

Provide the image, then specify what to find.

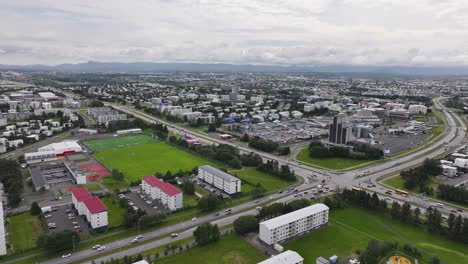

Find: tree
30;201;42;216
390;201;401;220
197;196;224;212
37;230;79;252
412;207;421;226
429;257;441;264
277;146;291;156
193;223;220;245
182;181;195;195
112;169;124;181
250;186;267;198
233;215;259;235
207;123;217;133
400;202;411;223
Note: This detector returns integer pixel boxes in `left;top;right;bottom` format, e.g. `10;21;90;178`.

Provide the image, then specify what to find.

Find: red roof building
71;187;92;202
142;175;183;211
142;176;182;196
83;196;107;214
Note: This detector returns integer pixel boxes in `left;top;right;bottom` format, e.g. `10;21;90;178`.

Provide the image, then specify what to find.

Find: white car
131;239;138;243
136;235;143;239
92;244;101;250
97;246;106;251
192;217;197;221
62;253;72;258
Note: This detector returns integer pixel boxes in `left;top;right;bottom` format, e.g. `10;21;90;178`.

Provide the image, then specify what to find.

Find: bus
395;189;409;196
352;186;363;192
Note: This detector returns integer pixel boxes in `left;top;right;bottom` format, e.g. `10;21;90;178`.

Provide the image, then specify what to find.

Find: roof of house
258;251;304;264
199;165;240;182
260;203;329;230
142;176;182;196
83;196;107;214
71;187;92;202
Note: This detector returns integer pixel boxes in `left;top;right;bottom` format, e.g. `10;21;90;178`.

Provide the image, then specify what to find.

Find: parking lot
191;177;229;198
121;190;167;214
44;204;90;235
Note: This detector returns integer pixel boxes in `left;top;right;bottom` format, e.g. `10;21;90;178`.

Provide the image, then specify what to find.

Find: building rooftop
199;165;240;182
258;250;304;264
142;176;182;196
260;203;329;230
71;187;93;202
83;196;107;214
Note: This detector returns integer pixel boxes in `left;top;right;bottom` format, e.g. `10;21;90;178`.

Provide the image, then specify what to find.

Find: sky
1;0;468;66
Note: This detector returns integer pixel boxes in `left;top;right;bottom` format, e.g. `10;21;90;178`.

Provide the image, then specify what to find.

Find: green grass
85;183;103;191
183;194;200;207
7;213;45;252
286;206;468;264
101;196;126;227
230;167;293;191
95;142;214;181
296;148;373;170
102;177;130;190
155;233;266;264
383;176;440;194
83;135;156;152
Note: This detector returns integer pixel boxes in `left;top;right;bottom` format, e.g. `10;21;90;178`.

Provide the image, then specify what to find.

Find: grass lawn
101;196;125;227
296;148;373;170
156;233;266;264
183;194;200;207
230;167;293;191
102;177;130;190
7;213;45;252
94;142;214;181
383;176;440;194
83;135;157;152
286;206;468;264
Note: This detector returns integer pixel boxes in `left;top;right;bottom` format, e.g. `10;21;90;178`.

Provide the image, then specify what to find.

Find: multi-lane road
33;96;466;264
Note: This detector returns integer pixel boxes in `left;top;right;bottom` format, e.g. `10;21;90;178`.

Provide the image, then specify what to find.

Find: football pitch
94;141;214;181
83;135;156;152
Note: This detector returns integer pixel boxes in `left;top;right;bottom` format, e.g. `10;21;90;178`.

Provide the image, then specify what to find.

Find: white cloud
1;0;468;66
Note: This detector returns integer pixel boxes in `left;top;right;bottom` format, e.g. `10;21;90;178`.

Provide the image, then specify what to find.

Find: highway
34;96;466;264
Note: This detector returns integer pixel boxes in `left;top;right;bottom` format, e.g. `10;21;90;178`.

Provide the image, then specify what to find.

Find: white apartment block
142;176;183;211
408;104;428;115
0;184;7;255
258;250;304;264
97;114;127;124
0;118;7;126
71;188;108;230
198;165;241;195
259;204;329;245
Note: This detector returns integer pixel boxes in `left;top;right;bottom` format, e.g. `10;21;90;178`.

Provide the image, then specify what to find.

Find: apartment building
0;184;6;255
259;203;329;245
142;176;183;211
198;165;241;195
71;188;108;230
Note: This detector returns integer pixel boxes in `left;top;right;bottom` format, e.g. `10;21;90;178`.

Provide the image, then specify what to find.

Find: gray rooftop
199;165;240;182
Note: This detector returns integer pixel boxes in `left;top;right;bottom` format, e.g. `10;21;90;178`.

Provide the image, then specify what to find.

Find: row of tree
437;184;468;205
256;199;310;221
248;137;279;153
256;160;296;182
308;141;383;160
193;223;220;246
0;159;24;206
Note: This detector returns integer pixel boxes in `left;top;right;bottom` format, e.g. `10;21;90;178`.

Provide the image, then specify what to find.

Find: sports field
94;142;214;181
7;213;45;252
156;233;266;264
286;206;468;264
83;135;156;152
230;167;293;191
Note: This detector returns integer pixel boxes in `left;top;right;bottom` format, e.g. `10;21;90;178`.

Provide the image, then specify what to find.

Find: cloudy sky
1;0;468;66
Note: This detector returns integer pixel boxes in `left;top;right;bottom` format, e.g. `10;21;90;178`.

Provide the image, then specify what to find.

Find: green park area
286;206;467;264
156;233;266;264
296;148;372;170
230;167;293;191
383;176;440;194
83;135;156;152
7;213;45;252
93;140;213;181
101;196;126;227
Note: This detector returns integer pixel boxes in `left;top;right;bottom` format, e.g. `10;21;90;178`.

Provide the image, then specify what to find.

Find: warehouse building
71;188;108;230
37;140;82;156
258;250;304;264
259;203;329;245
198;165;241;195
142;176;183;211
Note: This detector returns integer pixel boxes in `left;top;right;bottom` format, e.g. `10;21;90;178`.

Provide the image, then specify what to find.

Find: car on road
97;246;106;251
457;209;464;213
171;233;178;238
192;217;197;221
136;235;143;240
131;239;138;243
254;200;259;203
44;214;52;219
215;213;220;216
92;244;101;250
62;253;72;258
72;222;79;225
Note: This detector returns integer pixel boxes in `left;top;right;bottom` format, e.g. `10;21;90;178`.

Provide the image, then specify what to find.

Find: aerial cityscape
0;1;468;264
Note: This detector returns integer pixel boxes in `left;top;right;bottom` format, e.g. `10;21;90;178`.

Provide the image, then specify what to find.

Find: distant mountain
0;61;468;76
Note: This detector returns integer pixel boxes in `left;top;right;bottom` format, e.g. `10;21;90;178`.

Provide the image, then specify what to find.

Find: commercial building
408;104;428;115
116;128;142;135
329;114;351;145
198;165;241;195
142;176;183;211
71;188;108;230
38;140;82;156
258;250;304;264
24;150;56;164
259;204;329;245
0;184;6;256
97;114;127;125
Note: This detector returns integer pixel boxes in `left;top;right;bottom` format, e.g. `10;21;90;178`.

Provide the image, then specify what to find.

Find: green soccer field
286;206;468;264
94;142;214;181
83;135;156;152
